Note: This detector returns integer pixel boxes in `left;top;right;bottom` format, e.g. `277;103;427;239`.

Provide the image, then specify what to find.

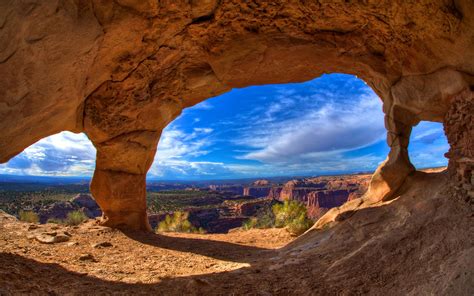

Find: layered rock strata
273;176;370;219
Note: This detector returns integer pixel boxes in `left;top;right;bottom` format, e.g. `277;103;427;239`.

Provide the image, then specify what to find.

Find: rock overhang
1;0;473;230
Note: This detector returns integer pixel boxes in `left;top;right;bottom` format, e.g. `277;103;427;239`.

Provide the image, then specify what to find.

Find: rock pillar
366;106;417;202
90;131;161;231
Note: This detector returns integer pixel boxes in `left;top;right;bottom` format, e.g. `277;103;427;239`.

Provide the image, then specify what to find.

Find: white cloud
193;127;213;134
409;121;449;168
0;132;96;176
149;126;218;177
190;101;213;110
154;127;213;161
237;92;385;163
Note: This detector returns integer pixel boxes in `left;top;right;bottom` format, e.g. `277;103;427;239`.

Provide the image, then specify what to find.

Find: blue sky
0;74;449;180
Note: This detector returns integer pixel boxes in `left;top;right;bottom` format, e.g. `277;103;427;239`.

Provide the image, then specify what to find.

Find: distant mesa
252;179;270;186
204;174;371;224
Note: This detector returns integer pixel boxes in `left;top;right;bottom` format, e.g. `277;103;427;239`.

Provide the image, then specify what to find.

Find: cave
0;1;473;233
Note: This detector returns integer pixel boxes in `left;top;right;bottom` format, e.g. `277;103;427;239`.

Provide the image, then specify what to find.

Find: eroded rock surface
1;1;473;229
444;89;474;202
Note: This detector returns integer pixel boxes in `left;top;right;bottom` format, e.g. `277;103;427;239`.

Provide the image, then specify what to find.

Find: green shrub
64;210;88;226
242;200;313;236
242;217;258;230
19;210;39;223
46;218;64;224
273;201;306;226
243;205;276;230
156;211;205;233
286;211;314;236
273;200;313;235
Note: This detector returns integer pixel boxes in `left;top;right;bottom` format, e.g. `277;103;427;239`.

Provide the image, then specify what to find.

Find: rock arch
1;1;473;230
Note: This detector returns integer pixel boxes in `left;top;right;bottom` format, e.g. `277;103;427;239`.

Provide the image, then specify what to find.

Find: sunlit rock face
272;176;370;220
1;1;473;230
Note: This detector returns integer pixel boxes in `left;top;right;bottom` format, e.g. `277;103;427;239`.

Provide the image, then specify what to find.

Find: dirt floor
1;171;473;295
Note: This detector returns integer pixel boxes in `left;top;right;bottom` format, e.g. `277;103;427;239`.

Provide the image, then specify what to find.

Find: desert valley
0;173;370;233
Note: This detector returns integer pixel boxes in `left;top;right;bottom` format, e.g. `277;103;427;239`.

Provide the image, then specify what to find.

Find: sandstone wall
242;187;272;198
444;90;474;202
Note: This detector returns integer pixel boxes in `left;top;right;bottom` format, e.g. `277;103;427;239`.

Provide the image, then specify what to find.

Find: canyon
211;174;371;220
1;173;371;233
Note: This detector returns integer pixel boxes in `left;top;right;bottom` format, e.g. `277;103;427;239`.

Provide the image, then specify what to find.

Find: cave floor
0;219;293;290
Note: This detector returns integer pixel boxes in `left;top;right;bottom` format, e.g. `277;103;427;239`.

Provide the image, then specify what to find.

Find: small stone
35;233;70;244
27;224;39;231
79;253;96;262
92;241;113;248
67;241;79;247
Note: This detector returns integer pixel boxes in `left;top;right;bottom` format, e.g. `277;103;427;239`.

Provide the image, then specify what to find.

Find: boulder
0;210;18;222
35;231;71;244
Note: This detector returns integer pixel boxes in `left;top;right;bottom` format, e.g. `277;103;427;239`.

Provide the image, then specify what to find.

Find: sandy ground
0;171;473;295
0;220;293;286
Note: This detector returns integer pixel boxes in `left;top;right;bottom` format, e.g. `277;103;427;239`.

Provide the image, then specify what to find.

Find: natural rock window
408;121;449;171
149;74;388;180
0;132;96;177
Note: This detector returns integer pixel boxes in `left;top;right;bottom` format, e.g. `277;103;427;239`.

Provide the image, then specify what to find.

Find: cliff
271;175;371;219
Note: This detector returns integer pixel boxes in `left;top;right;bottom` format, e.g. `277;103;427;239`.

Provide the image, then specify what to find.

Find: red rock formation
306;190;356;220
268;187;283;200
224;199;272;217
272;175;371;220
1;1;473;229
243;187;272;198
209;185;244;196
253;180;270;186
279;180;326;200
